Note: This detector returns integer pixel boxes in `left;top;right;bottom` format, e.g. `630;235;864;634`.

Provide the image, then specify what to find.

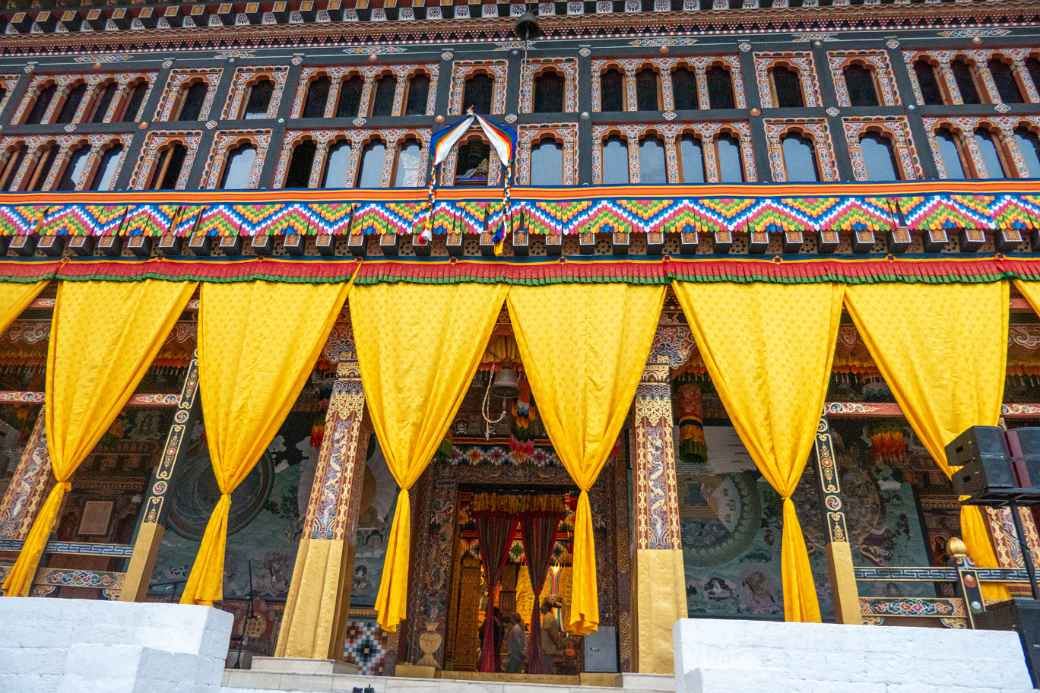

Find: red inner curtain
522;510;565;675
474;510;516;672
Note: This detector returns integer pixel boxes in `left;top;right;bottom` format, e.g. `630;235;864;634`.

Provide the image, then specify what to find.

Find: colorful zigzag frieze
39;204;128;236
896;194;996;231
0;205;48;236
120;204;181;237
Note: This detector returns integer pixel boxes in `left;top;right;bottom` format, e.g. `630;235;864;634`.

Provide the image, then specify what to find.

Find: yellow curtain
0;281;47;335
845;282;1010;603
351;283;508;632
508;284;665;634
673;282;843;622
180;280;349;605
3;279;195;597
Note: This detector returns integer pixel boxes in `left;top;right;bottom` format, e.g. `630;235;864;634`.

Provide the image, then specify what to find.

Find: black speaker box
947;426;1011;468
952;458;1017;498
974;598;1040;687
1008;428;1040;489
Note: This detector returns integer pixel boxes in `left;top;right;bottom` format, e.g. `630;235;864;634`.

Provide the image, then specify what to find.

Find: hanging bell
491;366;520;399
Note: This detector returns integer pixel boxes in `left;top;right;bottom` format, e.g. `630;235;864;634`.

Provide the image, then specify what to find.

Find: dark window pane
639;136;667;183
29;146;58;191
337;76;363;118
24;84;55;125
531;140;563;186
285;141;316;187
974;129;1007;178
1015;127;1040;178
534;71;564;113
0;147;25;191
601;69;624;111
220;145;257;188
707;66;735;109
89;82;118;124
358;141;387;187
90;144;122;191
463;74;493;113
781;134;819;182
636;68;659;112
672;68;697;110
988;59;1023;104
951;59;981;104
323;142;352;188
371;75;396;117
177;83;208;121
860;133;900;181
844;64;879;107
1028;58;1040;100
772;66;803;108
157;144;187;190
394;141;423;187
936;129;966;179
121;83;148;123
680;136;705;183
914;60;945;105
455;140;489;186
603;137;629;184
717;134;743;182
55;83;86;124
56;145;90;190
243;79;273;119
303;76;330;118
405;74;429;115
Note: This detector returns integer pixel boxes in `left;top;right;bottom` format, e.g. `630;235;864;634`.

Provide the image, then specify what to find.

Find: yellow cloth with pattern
508;284;665;634
3;279;195;597
180;281;349;606
351;283;508;633
673;282;843;622
845;282;1010;604
0;281;46;335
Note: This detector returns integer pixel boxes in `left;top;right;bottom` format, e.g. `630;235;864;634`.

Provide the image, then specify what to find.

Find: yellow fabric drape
3;279;195;597
508;284;665;634
180;280;349;606
351;283;508;632
0;281;47;335
845;282;1010;603
673;282;843;622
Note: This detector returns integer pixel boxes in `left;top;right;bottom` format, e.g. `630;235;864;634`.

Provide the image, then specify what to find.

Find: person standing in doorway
540;600;564;675
505;613;526;673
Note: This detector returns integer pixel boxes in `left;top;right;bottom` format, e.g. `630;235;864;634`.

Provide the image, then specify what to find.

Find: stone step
222;670;638;693
687;667;1035;693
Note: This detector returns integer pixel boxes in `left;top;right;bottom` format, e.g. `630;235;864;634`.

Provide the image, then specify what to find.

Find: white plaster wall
0;597;232;693
673;618;1033;693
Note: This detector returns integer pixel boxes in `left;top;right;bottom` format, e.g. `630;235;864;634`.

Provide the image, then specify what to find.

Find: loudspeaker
1008;428;1040;489
974;598;1040;687
947;426;1011;468
953;458;1018;498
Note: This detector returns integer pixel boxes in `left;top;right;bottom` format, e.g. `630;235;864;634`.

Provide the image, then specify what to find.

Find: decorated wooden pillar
0;407;52;540
120;354;201;602
276;325;371;660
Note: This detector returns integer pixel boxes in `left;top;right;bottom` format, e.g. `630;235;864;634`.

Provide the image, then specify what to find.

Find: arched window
1028;58;1040;98
988;59;1023;104
671;67;698;111
1014;126;1040;178
337;76;364;118
707;66;735;109
974;128;1008;178
284;140;317;188
358;140;387;187
913;59;945;105
679;135;705;183
147;142;188;190
638;135;667;184
393;139;423;187
951;58;982;104
771;65;804;108
533;70;565;113
0;145;26;191
600;68;624;111
859;133;900;181
322;141;352;188
463;73;493;114
530;138;563;186
26;143;58;191
220;143;257;188
23;83;56;125
176;82;208;121
89;144;122;191
455;139;490;186
242;78;274;119
55;83;87;124
56;144;91;190
780;133;819;182
405;73;430;116
88;82;118;124
716;133;744;183
371;75;397;117
602;136;629;184
302;76;330;118
935;128;967;180
120;81;148;123
843;64;879;107
635;68;659;112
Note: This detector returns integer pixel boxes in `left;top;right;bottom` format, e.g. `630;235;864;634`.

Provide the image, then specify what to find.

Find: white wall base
673;618;1033;693
0;597;232;693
